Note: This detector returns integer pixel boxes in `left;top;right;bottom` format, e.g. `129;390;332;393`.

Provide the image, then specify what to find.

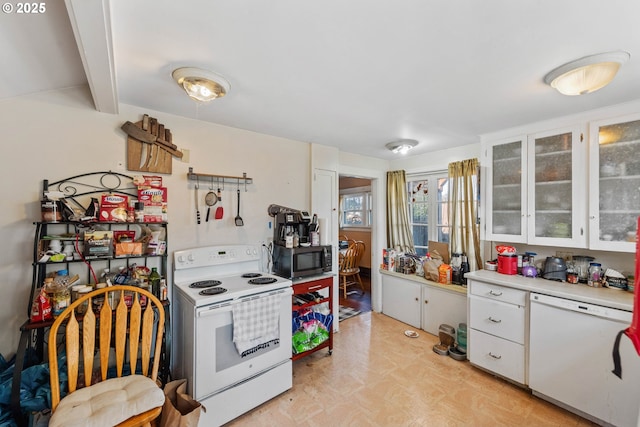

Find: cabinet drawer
469;328;525;385
470;281;526;306
469;295;525;344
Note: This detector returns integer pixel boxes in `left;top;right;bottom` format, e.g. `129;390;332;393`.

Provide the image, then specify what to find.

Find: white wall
0;86;318;356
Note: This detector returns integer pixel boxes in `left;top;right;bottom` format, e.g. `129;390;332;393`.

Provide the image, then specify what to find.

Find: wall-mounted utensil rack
187;167;253;190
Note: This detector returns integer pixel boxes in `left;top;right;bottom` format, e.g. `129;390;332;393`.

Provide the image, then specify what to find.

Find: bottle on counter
450;253;462;284
149;267;161;298
588;262;603;287
460;254;470;286
293;231;300;247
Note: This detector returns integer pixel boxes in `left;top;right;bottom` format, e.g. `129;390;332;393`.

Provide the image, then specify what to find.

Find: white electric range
172;244;293;427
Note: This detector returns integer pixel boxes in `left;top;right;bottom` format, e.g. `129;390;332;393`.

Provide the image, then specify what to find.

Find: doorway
338;175;373;313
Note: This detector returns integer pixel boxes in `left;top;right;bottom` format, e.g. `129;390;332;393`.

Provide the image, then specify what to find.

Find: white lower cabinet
421;286;467;336
468;280;528;386
381;273;421;328
381;272;466;334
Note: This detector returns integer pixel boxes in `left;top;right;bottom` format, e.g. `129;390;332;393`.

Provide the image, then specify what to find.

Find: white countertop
466;270;634;312
379;269;467;295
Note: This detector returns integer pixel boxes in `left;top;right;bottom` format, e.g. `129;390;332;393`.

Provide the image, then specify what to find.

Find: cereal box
133;175;163;189
99;194;129;222
137;187;168;222
83;230;114;259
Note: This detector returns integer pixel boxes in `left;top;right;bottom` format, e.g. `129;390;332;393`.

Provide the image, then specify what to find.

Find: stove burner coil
241;273;262;278
248;277;278;285
190;280;222;288
199;287;227;296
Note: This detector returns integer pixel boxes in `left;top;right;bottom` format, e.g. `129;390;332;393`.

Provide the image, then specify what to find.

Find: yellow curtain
448;159;482;270
386;170;415;252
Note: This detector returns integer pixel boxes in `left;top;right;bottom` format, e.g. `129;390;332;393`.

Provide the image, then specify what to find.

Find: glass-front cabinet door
589;114;640;252
527;126;586;247
484;136;527;243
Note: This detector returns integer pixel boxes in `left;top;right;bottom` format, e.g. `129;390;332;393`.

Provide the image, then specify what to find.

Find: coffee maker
268;205;312;246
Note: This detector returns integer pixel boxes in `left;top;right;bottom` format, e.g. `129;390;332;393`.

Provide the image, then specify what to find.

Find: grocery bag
159;379;204;427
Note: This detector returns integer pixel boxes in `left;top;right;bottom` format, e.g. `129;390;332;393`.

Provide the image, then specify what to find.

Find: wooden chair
338;241;366;298
48;285;165;427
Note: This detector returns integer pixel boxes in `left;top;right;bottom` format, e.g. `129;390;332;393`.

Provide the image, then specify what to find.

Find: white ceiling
3;0;640;160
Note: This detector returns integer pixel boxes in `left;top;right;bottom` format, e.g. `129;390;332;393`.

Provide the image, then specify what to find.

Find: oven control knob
188;254;195;262
246;248;252;255
177;255;185;263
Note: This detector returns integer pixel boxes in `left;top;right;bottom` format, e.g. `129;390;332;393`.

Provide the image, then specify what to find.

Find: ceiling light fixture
172;67;230;102
544;51;630;96
386;139;418;155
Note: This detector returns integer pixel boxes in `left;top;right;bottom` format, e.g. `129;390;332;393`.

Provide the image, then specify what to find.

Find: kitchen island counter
465;270;633;311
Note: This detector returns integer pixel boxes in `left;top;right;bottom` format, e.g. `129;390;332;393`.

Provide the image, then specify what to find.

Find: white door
312;168;338;328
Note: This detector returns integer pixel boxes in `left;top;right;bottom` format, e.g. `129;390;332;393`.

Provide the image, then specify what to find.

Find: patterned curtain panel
386;170;415;253
448;159;482;270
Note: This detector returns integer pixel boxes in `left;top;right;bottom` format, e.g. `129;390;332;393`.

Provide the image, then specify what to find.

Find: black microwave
272;245;332;279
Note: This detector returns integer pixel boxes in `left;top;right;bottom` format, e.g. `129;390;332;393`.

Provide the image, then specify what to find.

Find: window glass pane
345;212;363;225
412;224;429;247
343;195;363;210
410;180;429;202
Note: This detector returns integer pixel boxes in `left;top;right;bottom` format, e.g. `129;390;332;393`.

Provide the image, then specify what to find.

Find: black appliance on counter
542;256;567;281
268;204;316;246
272;245;332;279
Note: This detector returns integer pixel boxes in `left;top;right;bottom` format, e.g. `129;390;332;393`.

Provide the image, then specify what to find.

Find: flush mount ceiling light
544;51;630;96
386;139;418;155
172;67;230;102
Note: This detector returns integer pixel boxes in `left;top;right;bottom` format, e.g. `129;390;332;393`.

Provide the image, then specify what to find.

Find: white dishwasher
529;293;640;427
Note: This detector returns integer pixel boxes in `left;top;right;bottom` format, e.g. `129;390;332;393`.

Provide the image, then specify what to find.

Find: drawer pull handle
488;317;502;323
488;352;502;360
489;290;503;296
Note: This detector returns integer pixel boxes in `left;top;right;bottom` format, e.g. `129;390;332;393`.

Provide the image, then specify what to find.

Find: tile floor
227;311;596;426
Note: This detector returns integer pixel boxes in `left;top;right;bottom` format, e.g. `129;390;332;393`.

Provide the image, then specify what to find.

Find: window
407;173;450;256
340;188;372;228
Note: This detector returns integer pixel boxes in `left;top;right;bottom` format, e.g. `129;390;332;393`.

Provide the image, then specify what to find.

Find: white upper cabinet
527;125;587;248
588;114;640;252
484;136;528;243
483;125;587;247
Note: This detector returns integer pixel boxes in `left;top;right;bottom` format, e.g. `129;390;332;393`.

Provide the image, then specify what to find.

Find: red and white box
99;194;129;222
137;187;168;222
133;175;163;189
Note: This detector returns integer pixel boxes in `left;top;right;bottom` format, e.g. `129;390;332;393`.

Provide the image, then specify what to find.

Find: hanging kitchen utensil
234;184;244;226
215;180;223;220
205;179;218;222
195;177;201;225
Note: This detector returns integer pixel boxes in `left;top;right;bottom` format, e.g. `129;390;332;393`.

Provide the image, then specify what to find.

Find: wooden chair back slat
82;304;95;387
99;297;112;381
129;294;142;375
115;292;128;377
141;304;154;377
48;285;165;412
66;313;79;394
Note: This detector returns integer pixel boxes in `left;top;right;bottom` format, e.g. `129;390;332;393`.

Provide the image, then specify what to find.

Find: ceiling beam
65;0;118;114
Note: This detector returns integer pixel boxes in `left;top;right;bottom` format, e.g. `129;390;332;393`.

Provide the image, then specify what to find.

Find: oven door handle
197;302;233;317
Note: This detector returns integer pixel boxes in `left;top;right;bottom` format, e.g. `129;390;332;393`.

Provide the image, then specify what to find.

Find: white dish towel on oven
232;293;281;356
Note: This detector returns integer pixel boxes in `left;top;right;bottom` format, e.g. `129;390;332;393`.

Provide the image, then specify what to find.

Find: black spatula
235;188;244;226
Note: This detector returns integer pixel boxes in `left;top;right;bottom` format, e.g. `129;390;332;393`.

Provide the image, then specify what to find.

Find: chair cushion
49;375;164;427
